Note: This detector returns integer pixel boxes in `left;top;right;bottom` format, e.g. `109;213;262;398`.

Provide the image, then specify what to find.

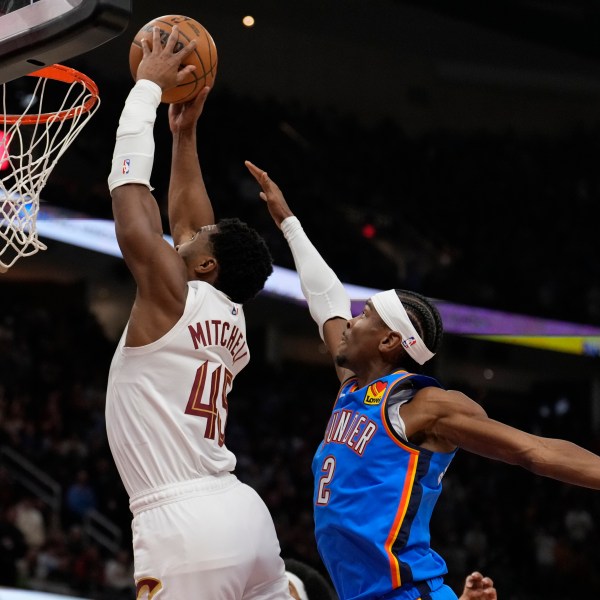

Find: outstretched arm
404;387;600;489
108;26;197;346
245;161;352;382
168;86;214;246
459;572;497;600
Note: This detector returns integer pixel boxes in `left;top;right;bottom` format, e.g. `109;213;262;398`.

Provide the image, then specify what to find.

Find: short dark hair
209;218;273;304
284;558;337;600
395;289;444;370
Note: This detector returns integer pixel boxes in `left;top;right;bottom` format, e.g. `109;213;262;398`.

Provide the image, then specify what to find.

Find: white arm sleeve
281;216;352;340
107;79;162;193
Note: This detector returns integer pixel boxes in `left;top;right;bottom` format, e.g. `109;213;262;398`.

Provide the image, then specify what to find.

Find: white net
0;65;100;272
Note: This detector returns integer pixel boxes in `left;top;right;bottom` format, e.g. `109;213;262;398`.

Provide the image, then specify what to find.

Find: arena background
1;1;599;599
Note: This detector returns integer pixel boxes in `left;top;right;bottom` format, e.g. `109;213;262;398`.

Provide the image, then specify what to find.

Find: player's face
176;224;216;263
335;300;389;369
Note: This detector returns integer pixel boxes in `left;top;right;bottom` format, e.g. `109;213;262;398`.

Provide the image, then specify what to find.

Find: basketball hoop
0;64;100;272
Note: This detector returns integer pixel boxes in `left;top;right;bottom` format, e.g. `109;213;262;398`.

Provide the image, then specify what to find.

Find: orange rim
1;64;100;125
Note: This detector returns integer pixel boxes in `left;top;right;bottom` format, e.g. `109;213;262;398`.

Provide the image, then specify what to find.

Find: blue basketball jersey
312;370;457;600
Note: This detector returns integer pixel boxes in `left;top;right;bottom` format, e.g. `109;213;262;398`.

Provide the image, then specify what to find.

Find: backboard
0;0;131;84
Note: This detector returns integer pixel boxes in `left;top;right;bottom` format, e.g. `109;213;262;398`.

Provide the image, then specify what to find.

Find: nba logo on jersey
364;380;387;405
122;158;130;175
402;336;417;349
231;304;238;315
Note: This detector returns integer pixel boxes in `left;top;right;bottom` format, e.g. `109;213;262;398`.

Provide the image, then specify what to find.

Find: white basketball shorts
130;473;291;599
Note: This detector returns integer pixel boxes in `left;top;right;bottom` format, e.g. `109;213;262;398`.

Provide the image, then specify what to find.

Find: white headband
286;571;309;600
371;290;435;365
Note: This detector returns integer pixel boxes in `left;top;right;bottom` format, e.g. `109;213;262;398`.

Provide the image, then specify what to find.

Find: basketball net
0;64;100;272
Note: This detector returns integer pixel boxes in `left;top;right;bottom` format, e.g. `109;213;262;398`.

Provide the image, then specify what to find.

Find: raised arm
108;27;198;346
245;161;352;382
168;86;214;246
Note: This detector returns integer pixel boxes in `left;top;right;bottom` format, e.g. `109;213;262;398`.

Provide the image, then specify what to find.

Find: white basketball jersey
106;281;250;499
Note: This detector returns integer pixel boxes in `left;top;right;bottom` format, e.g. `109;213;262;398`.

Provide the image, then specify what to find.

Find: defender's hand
460;572;497;600
169;86;211;134
245;161;294;229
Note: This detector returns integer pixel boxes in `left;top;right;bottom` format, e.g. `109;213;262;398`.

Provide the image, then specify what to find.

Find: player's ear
379;330;403;354
194;256;218;275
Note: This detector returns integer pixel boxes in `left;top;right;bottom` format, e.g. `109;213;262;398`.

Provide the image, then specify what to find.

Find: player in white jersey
106;27;290;599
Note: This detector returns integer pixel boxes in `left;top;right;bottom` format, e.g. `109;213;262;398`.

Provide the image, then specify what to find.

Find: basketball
129;15;218;104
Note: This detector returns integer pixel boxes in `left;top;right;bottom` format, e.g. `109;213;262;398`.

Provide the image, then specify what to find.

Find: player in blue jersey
245;161;600;600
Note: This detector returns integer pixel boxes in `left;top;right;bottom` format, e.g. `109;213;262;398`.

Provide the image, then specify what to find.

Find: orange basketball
129;15;218;104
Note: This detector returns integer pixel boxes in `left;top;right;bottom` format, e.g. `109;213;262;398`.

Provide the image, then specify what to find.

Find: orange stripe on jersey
337;377;358;404
385;451;419;588
381;371;419;453
381;371;419;586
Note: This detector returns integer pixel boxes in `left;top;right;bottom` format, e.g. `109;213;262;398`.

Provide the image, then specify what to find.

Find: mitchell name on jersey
188;318;248;364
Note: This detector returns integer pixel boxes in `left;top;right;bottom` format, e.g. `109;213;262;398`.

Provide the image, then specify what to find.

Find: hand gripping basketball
130;15;218;104
136;25;198;93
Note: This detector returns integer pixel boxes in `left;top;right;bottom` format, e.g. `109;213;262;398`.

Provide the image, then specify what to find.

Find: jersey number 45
184;360;233;447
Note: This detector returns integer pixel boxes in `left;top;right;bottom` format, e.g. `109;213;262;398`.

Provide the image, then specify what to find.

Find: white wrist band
281;216;351;340
108;79;162;193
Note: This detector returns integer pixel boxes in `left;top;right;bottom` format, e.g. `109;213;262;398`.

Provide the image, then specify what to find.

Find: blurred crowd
1;81;600;599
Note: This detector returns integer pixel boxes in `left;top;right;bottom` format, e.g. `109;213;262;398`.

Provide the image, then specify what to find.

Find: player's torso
312;371;456;600
106;281;249;498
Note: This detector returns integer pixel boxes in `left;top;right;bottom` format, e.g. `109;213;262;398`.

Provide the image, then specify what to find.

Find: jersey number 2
316;456;336;506
185;361;232;446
